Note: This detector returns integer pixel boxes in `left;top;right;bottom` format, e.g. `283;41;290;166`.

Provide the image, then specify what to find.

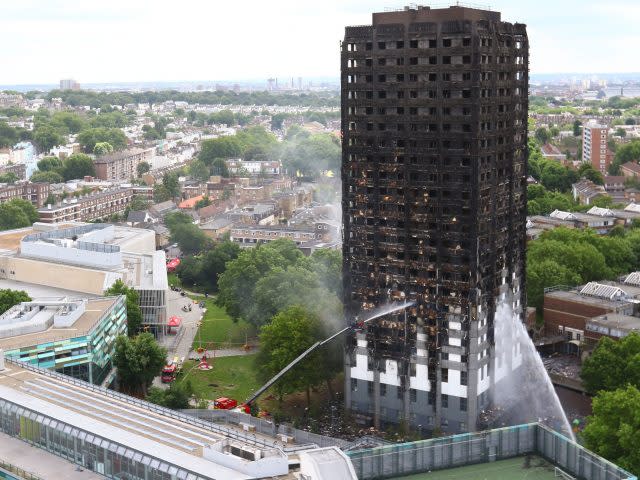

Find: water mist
493;296;574;440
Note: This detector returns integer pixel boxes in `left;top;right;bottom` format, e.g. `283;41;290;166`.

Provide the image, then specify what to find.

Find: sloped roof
586;206;615;217
550;209;576;221
580;282;627;300
623;272;640;286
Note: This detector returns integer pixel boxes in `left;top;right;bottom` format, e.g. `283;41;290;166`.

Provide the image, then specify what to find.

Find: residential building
226;204;276;225
93;148;153;181
582;121;609;174
59;78;80;90
0;223;168;336
543;282;640;342
604;175;627;202
0;182;50;207
341;5;528;433
0;296;126;385
200;216;234;240
226;159;282;176
540;144;566;163
230;224;330;247
0;163;26;180
37;187;134;223
148;199;177;218
571;179;607;205
620;161;640;179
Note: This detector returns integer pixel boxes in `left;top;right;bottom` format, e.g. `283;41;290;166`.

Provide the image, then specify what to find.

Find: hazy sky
1;0;639;85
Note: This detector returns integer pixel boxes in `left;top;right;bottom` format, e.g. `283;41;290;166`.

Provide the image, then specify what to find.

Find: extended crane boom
244;302;414;406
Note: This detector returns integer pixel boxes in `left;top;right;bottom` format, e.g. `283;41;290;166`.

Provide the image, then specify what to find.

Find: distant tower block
267;78;276;91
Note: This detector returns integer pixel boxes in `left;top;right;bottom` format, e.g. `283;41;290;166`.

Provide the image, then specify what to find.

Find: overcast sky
1;0;639;85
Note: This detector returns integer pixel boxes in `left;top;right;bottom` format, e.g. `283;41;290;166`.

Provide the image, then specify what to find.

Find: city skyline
1;0;639;85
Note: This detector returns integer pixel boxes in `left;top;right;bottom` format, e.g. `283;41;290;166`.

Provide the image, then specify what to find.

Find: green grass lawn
177;354;261;403
192;299;257;350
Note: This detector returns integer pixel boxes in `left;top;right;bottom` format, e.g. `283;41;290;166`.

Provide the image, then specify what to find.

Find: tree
616;127;627;138
33;126;65;152
61;153;95;181
188;159;210;182
0;121;19;148
170;223;210;255
147;381;194;409
280;132;341;177
113;333;167;396
0;199;39;230
30;170;64;184
93;142;114;155
526;259;580;310
77;127;127;152
37;156;63;172
164;211;193;230
256;305;325;405
199;136;242;165
0;172;17;184
194;196;211;210
581;333;640;394
211;158;230;177
271;112;291;130
161;172;180;199
6;198;38;223
577;163;604;185
534;127;551;145
105;279;143;336
0;289;31;314
582;386;640;475
137;161;151;177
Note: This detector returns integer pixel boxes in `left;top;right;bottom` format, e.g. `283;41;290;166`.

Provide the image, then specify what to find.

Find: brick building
0;182;50;207
93;148;153;181
37;188;134;223
582;122;609;174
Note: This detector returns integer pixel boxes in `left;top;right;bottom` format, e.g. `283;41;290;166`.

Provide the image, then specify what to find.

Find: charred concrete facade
341;6;528;433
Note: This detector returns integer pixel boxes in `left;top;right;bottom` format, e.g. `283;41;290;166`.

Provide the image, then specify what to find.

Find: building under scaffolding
341;5;528;433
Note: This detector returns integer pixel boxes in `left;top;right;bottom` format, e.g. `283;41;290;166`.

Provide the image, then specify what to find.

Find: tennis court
394;455;564;480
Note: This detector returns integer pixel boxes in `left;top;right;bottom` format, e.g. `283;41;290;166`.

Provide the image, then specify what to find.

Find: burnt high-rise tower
341;5;528;433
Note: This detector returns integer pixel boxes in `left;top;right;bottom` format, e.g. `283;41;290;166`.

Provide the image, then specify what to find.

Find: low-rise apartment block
94;148;153;181
37;187;133;223
0;182;50;207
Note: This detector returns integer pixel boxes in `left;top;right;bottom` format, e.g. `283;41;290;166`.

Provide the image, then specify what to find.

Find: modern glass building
0;296;126;385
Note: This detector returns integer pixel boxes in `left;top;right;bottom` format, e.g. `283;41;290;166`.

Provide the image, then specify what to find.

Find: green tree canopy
188;159;210;182
0;199;39;231
93;141;114;155
199;136;243;165
62;153;95;181
105;279;143;336
147;381;194;409
77;127;127;152
0;289;31;314
581;333;640;394
582;386;640;475
30;170;64;184
37;156;63;172
136;161;151;177
33;125;65;152
255;305;326;405
113;333;167;396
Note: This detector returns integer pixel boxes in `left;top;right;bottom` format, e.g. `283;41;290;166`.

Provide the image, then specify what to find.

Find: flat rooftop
0;297;116;351
0;360;309;479
394;456;558;480
0;224;77;252
588;313;640;331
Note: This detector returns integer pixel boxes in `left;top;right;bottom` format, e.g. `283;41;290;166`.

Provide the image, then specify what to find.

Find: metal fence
347;423;637;480
0;459;43;480
183;409;350;451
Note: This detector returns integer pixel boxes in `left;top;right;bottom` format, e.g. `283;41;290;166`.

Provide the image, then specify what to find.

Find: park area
394;456;561;480
191;299;256;349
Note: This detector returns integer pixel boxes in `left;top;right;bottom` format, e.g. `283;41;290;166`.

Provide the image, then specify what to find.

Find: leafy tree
256;305;326;405
188;159;210;182
61;153;95;181
105;279;143;336
609;140;640;175
199;136;242;165
0;289;31;314
280;132;340;177
0;172;18;184
0;121;19;148
77;127;127;152
194;196;211;210
577;163;604;185
113;333;167;396
93;142;114;155
49;111;85;134
37;156;63;172
271;112;291;130
6;198;38;223
211;158;230;177
30;170;64;184
582;386;640;475
33;125;65;152
616;128;627;138
527;259;580;310
581;333;640;394
164;211;193;230
534;127;551;145
0;199;39;230
147;381;194;409
137;161;151;177
162;172;180;198
170;223;210;255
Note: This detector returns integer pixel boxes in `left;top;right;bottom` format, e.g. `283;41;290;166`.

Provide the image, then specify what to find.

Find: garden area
191;298;257;350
